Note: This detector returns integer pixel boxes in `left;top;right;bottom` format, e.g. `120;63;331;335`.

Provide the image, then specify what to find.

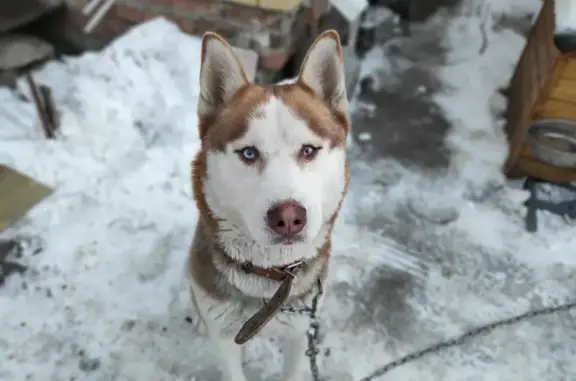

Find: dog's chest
211;296;312;339
192;282;318;339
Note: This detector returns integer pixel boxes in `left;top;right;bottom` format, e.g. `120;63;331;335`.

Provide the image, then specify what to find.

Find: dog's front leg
209;332;247;381
282;334;308;381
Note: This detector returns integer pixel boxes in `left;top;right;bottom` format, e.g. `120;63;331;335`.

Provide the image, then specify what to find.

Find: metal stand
523;176;576;232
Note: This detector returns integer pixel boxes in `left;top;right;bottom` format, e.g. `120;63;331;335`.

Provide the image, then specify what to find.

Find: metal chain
305;279;324;381
358;301;576;381
290;280;576;381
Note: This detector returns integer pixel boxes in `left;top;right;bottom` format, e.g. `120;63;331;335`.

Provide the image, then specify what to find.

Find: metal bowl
527;119;576;168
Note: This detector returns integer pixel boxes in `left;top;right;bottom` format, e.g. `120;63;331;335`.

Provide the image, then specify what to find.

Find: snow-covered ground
1;0;576;380
555;0;576;34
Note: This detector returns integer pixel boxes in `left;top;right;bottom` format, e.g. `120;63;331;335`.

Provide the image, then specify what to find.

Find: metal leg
522;176;576;232
523;176;539;233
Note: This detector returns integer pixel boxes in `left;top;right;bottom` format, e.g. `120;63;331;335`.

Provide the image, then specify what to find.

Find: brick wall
66;0;329;71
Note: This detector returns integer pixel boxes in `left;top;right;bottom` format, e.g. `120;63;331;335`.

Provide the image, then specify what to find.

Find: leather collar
213;241;308;282
240;260;305;282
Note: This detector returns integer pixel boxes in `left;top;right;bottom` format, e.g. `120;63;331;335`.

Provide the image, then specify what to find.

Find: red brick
137;0;174;6
99;17;131;36
219;3;279;25
191;17;242;39
113;4;156;23
121;0;219;13
171;0;220;13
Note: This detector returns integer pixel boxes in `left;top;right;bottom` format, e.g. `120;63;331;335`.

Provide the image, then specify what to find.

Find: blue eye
236;146;260;163
300;145;321;158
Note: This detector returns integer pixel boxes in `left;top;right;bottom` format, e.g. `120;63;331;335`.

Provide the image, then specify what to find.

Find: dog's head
193;31;349;268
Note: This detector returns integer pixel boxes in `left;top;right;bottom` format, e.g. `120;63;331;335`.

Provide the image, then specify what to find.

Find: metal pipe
82;0;105;16
84;0;117;34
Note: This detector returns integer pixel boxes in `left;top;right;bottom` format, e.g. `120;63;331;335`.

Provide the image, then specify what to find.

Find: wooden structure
504;0;576;183
0;165;52;232
226;0;304;11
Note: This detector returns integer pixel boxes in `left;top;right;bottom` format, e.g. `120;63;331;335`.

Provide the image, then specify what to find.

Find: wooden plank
0;165;52;232
534;98;576;121
506;47;564;174
532;56;567;109
517;152;576;183
548;77;576;103
225;0;304;11
563;59;576;80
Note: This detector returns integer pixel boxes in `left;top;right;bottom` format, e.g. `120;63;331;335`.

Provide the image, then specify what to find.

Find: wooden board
548;77;576;102
533;98;576;121
563;59;576;80
225;0;304;11
517;150;576;183
0;165;52;232
503;0;558;174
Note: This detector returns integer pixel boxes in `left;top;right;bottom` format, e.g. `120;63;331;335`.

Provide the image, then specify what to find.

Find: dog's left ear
297;30;348;116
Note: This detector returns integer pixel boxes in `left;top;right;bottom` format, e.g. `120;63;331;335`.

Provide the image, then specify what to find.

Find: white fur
191;31;347;381
189;273;319;381
204;96;347;269
555;0;576;34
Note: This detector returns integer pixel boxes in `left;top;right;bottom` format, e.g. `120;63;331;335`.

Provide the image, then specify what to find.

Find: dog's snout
266;202;307;236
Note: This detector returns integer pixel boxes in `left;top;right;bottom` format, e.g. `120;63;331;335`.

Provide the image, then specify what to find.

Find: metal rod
84;0;117;34
82;0;105;15
39;85;58;136
25;75;54;139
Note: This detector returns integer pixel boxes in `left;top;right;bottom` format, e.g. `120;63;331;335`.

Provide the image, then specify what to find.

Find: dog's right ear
197;32;248;132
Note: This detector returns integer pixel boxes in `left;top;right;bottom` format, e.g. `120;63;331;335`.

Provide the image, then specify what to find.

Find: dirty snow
1;0;576;380
555;0;576;34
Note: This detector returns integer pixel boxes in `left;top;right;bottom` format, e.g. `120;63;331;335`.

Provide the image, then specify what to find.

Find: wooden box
504;0;576;183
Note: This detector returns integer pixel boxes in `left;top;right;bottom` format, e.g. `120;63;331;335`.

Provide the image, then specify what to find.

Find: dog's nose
266;202;307;236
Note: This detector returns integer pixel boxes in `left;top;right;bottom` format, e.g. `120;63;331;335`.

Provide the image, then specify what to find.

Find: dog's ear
297;30;348;116
198;32;248;123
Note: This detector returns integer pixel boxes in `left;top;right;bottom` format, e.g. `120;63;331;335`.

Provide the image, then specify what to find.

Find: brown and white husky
187;29;350;381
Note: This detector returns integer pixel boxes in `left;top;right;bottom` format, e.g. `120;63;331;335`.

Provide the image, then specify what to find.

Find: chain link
305;279;324;381
291;279;576;381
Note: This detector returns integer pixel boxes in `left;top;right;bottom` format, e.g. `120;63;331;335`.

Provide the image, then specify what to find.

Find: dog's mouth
271;234;305;245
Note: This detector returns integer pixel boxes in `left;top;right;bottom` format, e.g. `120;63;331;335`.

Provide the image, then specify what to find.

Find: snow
357;132;371;141
0;19;205;380
1;2;576;380
555;0;576;34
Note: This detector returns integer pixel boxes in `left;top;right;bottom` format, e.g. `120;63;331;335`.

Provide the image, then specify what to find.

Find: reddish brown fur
198;85;269;149
187;223;336;299
273;85;349;148
191;30;350;289
192;82;349;236
199;84;348;151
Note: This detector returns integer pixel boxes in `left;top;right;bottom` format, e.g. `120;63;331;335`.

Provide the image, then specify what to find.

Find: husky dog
187;30;350;381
